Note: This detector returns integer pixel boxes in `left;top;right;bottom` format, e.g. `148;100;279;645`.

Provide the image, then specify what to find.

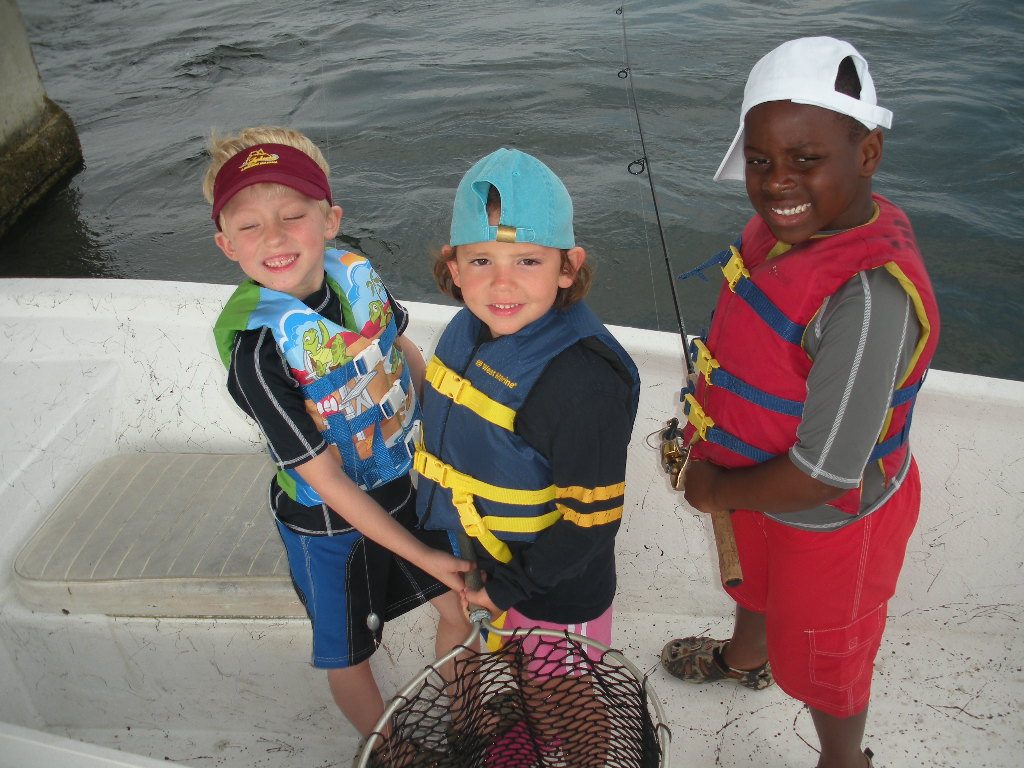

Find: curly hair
433;184;593;309
433;247;592;310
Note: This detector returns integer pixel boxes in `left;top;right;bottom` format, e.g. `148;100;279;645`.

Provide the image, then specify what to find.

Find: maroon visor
211;143;333;228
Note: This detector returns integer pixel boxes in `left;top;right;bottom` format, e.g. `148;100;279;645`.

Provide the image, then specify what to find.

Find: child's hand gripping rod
454;532;631;649
456;532;494;627
660;419;742;588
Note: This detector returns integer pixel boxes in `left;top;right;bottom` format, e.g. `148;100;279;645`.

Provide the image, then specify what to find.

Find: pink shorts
725;460;921;717
502;605;614;678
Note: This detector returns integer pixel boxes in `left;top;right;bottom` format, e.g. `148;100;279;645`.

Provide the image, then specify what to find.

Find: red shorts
725;460;920;717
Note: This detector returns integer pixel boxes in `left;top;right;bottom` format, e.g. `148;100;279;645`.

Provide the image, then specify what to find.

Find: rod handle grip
710;509;743;588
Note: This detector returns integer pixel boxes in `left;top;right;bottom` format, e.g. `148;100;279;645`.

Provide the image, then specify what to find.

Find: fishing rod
615;4;742;588
615;5;694;378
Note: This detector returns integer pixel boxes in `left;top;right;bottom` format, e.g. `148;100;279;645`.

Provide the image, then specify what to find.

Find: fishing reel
659;417;688;491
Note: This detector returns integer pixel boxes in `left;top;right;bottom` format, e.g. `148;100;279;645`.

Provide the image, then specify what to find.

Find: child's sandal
660;636;774;690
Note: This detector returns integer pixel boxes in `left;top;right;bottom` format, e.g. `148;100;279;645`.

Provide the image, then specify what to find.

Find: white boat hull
1;278;1021;767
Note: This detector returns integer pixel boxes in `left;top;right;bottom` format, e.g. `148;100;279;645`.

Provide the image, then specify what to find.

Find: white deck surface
1;278;1021;767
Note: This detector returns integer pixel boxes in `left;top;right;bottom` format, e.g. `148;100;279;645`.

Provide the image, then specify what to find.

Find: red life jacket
683;195;940;515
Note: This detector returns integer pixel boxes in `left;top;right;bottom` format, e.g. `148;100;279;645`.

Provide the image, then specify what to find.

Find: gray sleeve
789;268;920;489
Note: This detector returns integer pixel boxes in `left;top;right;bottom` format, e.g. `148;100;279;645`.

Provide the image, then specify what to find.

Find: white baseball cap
714;36;893;181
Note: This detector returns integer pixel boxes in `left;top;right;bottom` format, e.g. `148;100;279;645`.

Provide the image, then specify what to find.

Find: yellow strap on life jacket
485;610;508;652
558;481;626;504
721;245;750;293
415;448;558;507
559;502;623;528
415;446;560;564
426;357;517;432
691;338;720;384
452;490;515;563
683;393;715;442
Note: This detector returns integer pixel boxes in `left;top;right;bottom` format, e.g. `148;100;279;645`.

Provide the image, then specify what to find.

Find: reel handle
661;420;743;588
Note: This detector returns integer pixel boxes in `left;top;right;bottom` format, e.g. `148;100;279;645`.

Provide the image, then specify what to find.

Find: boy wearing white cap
660;39;941;768
416;147;640;660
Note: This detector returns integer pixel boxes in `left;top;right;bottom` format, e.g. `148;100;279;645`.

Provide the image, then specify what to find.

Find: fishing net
361;628;669;768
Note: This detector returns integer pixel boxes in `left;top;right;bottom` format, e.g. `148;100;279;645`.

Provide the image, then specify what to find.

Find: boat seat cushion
13;453;305;618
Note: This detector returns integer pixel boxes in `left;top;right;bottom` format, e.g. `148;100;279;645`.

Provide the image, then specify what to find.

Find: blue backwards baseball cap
449;148;575;249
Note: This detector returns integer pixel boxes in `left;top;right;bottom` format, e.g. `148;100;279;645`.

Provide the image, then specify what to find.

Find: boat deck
10;450;1022;768
9;599;1019;767
1;279;1021;767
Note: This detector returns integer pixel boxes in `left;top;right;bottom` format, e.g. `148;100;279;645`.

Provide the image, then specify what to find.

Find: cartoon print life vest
214;249;420;503
683;195;940;516
415;302;640;564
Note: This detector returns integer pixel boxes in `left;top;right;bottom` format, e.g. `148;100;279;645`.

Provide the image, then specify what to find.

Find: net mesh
366;629;666;768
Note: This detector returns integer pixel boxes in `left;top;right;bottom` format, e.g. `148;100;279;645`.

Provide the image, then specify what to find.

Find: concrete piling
0;0;83;238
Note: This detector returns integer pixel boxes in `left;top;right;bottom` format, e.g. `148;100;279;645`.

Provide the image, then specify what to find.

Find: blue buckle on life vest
304;322;400;404
403;420;421;460
378;380;407;420
679;378;695;403
354;339;385;377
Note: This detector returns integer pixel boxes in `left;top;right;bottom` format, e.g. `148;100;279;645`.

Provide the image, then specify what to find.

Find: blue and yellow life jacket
213;249;421;503
414;302;639;563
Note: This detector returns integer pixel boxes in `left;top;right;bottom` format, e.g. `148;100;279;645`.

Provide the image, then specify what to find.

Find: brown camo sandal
660;636;774;690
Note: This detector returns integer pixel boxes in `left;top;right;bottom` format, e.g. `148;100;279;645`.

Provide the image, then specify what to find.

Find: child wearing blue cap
660;38;940;768
415;147;640;684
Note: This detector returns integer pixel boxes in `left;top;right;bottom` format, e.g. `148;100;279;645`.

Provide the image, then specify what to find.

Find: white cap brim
712;37;893;183
713;92;893;183
714;126;746;181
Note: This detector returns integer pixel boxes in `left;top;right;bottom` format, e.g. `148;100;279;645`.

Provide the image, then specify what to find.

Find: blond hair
201;125;330;204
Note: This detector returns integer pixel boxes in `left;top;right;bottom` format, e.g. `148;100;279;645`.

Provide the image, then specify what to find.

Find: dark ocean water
3;0;1022;380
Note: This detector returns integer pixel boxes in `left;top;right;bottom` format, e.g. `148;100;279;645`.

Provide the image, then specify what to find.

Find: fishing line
314;0;328;156
615;5;694;376
620;70;663;340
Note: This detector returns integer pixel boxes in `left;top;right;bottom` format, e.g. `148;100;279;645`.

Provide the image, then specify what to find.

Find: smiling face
214;184;342;299
446;239;585;339
742;100;883;244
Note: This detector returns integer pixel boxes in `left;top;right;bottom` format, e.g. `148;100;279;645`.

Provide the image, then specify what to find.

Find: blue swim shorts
276;478;452;669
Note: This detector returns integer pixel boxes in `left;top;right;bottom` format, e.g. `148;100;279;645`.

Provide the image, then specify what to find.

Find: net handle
356;534;674;768
456;530;496;625
452;532;673;765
